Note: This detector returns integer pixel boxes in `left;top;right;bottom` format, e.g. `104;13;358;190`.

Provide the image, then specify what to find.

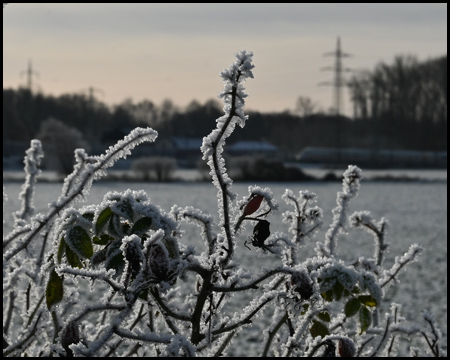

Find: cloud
4;3;447;39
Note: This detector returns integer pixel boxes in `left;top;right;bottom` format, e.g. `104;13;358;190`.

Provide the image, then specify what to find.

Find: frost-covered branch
380;243;424;288
350;210;389;266
4;128;157;262
13;140;44;224
317;165;362;257
210;267;292;292
201;50;254;265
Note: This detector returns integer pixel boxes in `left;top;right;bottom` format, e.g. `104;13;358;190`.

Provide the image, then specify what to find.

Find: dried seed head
338;338;356;357
149;242;170;281
291;271;314;300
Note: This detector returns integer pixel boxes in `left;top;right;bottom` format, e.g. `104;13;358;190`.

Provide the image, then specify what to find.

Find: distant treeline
3;54;447;158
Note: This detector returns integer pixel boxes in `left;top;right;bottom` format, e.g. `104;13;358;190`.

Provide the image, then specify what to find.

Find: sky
3;3;447;117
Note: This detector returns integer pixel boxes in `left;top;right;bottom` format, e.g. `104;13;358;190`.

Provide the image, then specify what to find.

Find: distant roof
227;141;279;152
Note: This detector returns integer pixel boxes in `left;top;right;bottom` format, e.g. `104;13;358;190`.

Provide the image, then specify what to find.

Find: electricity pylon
319;37;352;116
20;59;39;92
81;86;104;104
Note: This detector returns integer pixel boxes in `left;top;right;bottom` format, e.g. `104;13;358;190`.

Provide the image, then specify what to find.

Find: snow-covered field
3;176;447;355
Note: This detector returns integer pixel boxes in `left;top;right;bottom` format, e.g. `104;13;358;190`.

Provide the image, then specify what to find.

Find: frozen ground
3;177;447;356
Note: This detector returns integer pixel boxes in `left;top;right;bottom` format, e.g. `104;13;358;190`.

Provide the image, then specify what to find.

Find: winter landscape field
3;176;447;356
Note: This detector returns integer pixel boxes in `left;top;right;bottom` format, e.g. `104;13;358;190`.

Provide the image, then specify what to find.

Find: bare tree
294;96;317;117
131;156;176;181
36;117;90;175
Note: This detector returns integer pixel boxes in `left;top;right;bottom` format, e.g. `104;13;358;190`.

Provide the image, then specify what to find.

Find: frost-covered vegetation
3;42;446;356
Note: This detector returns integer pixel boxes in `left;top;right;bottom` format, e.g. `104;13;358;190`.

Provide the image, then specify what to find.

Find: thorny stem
262;312;289;356
210;268;293;292
368;314;392;356
191;271;213;345
211;330;236;356
380;247;422;288
212;296;274;336
150;288;191;322
210;72;241;265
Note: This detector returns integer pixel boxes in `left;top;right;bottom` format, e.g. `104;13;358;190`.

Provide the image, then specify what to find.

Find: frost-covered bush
3;46;445;356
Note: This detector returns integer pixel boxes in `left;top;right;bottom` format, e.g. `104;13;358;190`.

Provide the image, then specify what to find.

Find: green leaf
82;212;95;222
67;226;93;259
105;252;125;278
344;297;361;317
333;281;344;301
91;249;108;266
113;199;134;220
95;207;113;235
93;234;114;245
130;217;153;236
57;237;66;264
108;214;122;237
317;311;331;322
321;289;334;302
359;306;372;334
310;320;330;338
105;240;125;277
66;244;83;268
358;295;378;307
46;269;64;310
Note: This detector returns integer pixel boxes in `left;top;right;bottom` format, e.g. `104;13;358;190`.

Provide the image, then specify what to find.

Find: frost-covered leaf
310;320;330;338
66;226;93;259
108;214;123;237
93;234;114;245
358;294;377;307
333;281;345;301
162;237;180;259
106;252;125;277
82;212;95;222
130;216;153;236
317;311;331;322
66;244;83;268
95;207;113;234
91;248;108;266
359;306;372;334
112;198;134;220
105;240;126;277
57;237;66;264
321;289;334;302
46;268;64;310
344;297;361;317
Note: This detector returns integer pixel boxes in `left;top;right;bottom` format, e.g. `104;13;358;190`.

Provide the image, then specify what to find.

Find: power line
318;37;352;116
